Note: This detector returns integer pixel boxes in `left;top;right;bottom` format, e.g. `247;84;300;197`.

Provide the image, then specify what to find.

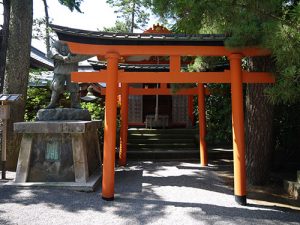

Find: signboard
0;94;21;179
0;94;21;102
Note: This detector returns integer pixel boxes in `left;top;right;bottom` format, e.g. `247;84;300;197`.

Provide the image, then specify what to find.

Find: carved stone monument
13;119;102;191
10;40;101;191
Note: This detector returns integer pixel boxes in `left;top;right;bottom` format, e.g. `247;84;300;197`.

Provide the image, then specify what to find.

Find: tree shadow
0;210;13;225
0;161;299;225
188;201;300;224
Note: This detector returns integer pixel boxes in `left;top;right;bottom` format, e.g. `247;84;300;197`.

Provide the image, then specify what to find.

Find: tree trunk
3;0;33;170
0;0;11;93
42;0;50;54
245;57;274;185
131;0;135;32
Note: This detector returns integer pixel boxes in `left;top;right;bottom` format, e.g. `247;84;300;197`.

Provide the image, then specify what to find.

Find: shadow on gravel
0;161;299;225
0;210;12;225
189;202;300;224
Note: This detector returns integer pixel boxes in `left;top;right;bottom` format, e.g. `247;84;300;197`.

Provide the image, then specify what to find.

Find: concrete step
126;149;199;160
128;133;196;139
128;128;198;135
128;143;196;149
124;148;233;160
127;138;195;144
126;128;202;160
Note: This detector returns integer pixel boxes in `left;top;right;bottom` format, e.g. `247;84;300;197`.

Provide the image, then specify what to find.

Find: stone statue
46;40;90;109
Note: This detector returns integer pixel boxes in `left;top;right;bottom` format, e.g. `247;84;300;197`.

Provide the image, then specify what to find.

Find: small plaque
0;94;21;102
45;142;60;161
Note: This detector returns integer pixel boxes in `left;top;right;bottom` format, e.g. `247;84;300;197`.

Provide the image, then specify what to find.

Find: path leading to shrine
0;161;299;225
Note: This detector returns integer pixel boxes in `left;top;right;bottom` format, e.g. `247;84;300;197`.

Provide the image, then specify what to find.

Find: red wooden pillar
230;53;247;205
198;83;208;166
102;53;119;201
119;83;129;166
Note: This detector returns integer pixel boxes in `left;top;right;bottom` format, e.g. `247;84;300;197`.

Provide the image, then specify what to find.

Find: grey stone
15;134;33;183
36;108;91;121
27;133;75;182
14;121;101;133
13;120;102;190
284;180;300;200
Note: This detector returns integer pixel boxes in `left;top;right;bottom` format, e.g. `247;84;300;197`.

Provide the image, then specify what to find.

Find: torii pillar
230;54;247;205
102;53;119;201
198;83;208;166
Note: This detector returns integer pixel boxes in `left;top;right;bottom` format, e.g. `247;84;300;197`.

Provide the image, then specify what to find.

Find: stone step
126;149;199;160
124;148;233;160
128;128;198;135
128;133;196;139
127;138;195;144
127;143;196;149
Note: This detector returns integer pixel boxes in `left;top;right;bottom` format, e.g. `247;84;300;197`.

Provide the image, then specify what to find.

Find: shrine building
50;23;275;206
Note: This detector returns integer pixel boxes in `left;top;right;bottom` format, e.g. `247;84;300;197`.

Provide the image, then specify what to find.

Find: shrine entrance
51;24;275;205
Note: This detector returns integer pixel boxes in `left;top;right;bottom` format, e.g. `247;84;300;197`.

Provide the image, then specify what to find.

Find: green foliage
80;101;105;120
150;0;300;104
106;0;150;32
190;56;232;145
273;103;300;163
25;87;51;121
205;84;232;145
103;20;131;32
58;0;84;12
25;87;106;122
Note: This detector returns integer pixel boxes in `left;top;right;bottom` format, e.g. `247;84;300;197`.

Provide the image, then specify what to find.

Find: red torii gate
51;24;275;205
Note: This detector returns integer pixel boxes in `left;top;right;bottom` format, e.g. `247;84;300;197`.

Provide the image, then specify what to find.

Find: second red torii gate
51;24;275;205
97;84;210;166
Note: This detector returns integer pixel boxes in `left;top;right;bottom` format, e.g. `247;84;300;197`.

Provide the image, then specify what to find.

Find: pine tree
106;0;150;32
0;0;10;93
3;0;33;170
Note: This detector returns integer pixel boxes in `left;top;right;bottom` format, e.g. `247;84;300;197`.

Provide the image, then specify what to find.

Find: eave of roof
90;61;171;72
89;60;229;72
50;24;226;47
30;46;54;70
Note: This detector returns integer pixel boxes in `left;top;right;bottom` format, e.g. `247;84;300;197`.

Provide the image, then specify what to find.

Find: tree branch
234;2;300;32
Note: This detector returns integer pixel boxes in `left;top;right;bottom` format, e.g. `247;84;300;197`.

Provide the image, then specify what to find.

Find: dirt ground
210;158;300;212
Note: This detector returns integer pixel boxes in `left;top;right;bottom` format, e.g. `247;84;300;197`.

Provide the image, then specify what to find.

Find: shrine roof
89;60;229;72
51;24;226;46
90;61;171;72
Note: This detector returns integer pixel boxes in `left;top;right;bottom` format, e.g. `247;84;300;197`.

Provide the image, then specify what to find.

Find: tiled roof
30;46;54;70
50;24;226;46
90;61;173;72
89;60;229;72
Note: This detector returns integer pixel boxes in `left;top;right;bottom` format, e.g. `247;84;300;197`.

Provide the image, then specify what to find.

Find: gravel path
0;161;299;225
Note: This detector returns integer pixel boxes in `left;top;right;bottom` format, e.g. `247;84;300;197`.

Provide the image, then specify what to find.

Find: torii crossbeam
51;24;275;206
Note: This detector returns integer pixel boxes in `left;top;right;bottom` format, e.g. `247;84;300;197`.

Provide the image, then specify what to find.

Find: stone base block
36;108;91;121
5;169;101;192
284;180;300;200
13;121;102;191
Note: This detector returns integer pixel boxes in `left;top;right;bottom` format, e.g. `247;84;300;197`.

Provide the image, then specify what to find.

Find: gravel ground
0;161;299;225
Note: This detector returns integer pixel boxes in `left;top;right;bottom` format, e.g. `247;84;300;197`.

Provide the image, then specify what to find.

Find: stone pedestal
11;121;102;191
36;108;91;121
284;170;300;200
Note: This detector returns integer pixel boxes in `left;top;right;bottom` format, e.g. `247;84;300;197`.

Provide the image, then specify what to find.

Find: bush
194;83;232;146
25;86;51;121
